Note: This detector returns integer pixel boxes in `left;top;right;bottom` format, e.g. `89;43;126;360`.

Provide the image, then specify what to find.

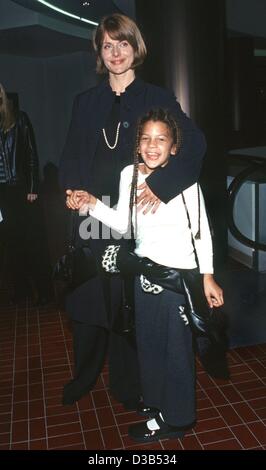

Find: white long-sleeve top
90;164;213;274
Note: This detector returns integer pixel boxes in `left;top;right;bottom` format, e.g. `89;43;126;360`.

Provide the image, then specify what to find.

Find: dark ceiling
12;0;122;28
1;1;126;57
0;25;93;57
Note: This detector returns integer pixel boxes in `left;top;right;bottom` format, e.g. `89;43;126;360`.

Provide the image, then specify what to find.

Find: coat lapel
86;81;115;166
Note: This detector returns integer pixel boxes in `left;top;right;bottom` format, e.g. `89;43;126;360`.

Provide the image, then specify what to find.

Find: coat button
123;121;130;128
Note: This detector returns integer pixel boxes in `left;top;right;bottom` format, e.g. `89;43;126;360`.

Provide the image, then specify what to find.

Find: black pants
135;278;196;426
64;230;140;404
70;321;140;403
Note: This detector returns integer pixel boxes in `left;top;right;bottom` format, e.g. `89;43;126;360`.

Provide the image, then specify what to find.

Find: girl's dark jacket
59;77;207;326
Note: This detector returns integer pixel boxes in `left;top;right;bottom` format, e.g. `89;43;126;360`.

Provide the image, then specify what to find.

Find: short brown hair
93;14;147;74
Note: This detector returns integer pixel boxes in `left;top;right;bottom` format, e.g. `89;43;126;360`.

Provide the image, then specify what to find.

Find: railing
227;154;266;251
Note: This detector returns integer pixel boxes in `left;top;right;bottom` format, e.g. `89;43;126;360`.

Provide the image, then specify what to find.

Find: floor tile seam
86;392;105;450
103;375;126;451
36;305;49;450
9;306;18;450
196;380;245;449
245;357;266;383
58;309;87;449
190;428;204;450
229;378;266;429
26;301;30;450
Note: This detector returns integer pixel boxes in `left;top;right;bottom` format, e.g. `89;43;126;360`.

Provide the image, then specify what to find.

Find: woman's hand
66;189;97;211
27;193;38;203
77;190;97;214
66;189;80;210
203;274;224;308
136;182;161;214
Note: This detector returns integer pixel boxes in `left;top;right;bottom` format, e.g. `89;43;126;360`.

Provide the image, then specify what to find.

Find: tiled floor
0;293;266;451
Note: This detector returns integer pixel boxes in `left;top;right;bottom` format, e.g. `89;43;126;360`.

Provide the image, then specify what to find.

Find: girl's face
101;32;135;76
139;121;177;174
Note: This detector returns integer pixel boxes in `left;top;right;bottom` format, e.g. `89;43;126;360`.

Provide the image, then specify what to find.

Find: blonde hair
0;83;16;132
93;13;147;74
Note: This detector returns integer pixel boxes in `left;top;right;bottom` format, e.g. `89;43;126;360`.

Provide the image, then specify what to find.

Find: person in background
59;13;206;410
0;83;51;305
73;108;224;442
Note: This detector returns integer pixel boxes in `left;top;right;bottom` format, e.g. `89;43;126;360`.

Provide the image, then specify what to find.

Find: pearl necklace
102;122;121;149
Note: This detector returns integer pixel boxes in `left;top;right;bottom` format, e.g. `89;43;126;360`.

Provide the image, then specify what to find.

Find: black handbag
112;276;135;336
115;245;226;340
116;247;184;293
53;211;98;290
180;268;227;340
115;250;227;342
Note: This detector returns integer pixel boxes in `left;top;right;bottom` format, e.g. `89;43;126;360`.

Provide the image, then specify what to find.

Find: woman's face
101;32;135;76
139;121;177;174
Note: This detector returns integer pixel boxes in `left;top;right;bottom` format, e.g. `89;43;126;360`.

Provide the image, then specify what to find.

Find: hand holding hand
66;189;80;210
66;189;96;212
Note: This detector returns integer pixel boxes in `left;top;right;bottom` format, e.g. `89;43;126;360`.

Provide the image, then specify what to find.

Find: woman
59;13;206;409
0;83;50;304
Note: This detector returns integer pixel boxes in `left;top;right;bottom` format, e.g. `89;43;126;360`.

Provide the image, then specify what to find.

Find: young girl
70;109;224;442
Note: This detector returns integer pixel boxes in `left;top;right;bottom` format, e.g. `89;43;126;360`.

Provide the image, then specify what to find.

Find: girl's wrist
88;195;97;210
203;273;213;279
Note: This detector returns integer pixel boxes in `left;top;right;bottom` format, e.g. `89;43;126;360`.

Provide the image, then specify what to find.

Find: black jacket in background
0;111;39;194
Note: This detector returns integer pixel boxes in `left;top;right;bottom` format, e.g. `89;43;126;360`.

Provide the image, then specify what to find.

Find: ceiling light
35;0;98;25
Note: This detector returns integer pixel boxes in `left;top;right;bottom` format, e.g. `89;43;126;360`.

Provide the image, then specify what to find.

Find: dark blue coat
59;77;206;325
60;77;206;203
